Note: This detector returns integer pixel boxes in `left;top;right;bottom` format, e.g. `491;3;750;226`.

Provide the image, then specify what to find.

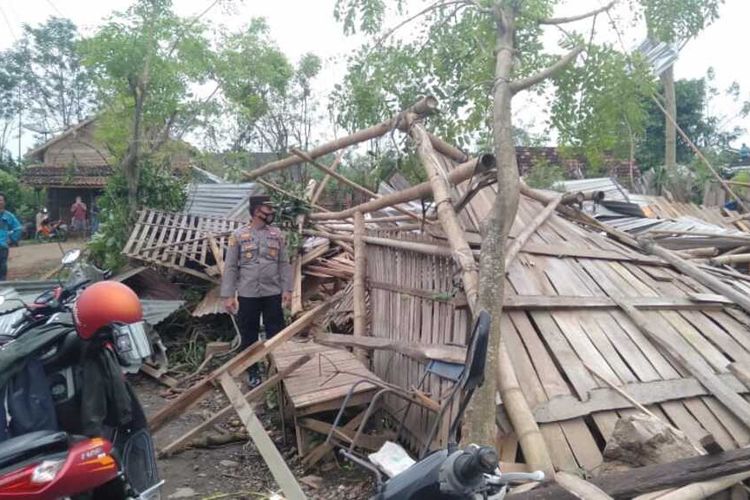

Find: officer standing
221;195;292;386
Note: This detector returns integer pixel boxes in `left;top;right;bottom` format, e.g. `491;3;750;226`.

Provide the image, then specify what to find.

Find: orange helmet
73;281;143;340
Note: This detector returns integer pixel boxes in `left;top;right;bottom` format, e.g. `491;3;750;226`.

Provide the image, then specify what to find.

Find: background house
21;118;112;223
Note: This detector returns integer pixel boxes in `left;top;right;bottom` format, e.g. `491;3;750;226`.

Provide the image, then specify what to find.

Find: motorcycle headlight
113;321;152;373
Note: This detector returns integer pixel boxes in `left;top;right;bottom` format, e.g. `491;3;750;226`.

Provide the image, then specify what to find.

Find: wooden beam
159;354;312;457
207;233;224;276
218;372;305;500
640;239;750;315
511;446;750;500
352;211;367;362
315;333;466;364
303;229;457;258
297;418;389;452
533;374;747;423
616;298;750;427
148;301;331;433
505;193;563;267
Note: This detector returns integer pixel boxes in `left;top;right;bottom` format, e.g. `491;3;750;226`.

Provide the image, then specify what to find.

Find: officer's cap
249;195;273;214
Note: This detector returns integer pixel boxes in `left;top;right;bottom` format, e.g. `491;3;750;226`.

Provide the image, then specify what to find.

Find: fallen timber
510;446;750;499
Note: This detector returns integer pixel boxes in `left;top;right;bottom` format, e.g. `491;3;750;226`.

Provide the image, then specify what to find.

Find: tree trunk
461;2;554;477
662;65;677;173
122;84;144;218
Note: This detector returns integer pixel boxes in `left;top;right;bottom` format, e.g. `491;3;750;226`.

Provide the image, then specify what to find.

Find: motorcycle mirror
61;248;82;266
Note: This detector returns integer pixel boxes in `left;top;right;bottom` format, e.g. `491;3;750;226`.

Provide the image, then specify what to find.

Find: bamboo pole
244;96;439;180
256;178;330;212
310;152;343;206
504;193;563;267
353;211;368;363
556;472;614;500
303;229;459;258
633;471;750;500
291;148;424;222
640;238;750;315
408;117;479;308
710;253;750;266
309;156;488;221
676;247;719;259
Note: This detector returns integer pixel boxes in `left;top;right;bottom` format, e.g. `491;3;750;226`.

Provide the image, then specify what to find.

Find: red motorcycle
0;281;162;499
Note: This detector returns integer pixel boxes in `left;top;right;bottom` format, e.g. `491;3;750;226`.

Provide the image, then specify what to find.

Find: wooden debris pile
123;96;750;498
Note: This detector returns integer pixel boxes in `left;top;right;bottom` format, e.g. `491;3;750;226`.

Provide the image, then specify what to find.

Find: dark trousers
0;247;9;281
237;295;285;351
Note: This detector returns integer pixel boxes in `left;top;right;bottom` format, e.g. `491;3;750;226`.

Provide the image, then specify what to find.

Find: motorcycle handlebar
492;471;546;484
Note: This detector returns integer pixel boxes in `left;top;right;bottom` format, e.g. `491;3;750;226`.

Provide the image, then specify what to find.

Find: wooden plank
314;333;466;364
218;372;305;500
148;302;331;433
533;375;747;423
511;446;750;500
616;298;750;428
521;241;663;265
123;209;147;254
502;294;725;311
159;353;312;457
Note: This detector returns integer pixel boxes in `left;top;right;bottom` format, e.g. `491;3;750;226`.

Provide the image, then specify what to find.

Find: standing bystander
0;193;22;280
70;196;87;236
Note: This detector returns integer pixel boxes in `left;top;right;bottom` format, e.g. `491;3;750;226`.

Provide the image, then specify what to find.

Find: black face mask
257;211;275;224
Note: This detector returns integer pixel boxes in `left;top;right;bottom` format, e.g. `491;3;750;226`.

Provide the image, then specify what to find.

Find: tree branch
509;45;583;94
539;0;617;25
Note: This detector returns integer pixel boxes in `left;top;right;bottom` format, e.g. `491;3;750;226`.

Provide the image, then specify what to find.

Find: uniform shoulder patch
228;233;237;247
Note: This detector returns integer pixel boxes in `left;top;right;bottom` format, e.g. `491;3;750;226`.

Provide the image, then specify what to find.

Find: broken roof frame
127;96;750;497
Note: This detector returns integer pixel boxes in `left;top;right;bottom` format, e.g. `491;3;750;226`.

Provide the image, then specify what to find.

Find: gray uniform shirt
220;224;293;298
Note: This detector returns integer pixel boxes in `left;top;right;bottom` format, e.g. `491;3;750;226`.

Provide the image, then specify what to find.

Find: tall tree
332;0;673;472
9;17;95;141
81;0;214;214
214;18;322;179
0;50;22;162
640;0;723;171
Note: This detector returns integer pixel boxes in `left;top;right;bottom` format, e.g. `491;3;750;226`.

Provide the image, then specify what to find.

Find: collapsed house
123;98;750;499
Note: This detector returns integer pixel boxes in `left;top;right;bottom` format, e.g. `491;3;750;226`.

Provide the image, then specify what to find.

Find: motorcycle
36;219;68;243
2;249;110;339
0;280;162;498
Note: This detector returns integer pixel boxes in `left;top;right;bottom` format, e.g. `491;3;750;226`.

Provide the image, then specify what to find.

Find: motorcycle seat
0;430;69;469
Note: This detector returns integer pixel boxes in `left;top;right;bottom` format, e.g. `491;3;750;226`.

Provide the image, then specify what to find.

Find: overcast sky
1;0;748;154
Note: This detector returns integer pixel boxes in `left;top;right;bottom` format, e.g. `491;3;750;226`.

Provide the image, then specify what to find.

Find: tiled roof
515;147;638;179
20;165;113;188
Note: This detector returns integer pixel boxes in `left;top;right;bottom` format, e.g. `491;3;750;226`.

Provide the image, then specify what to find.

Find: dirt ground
134;376;373;500
7;240;84;280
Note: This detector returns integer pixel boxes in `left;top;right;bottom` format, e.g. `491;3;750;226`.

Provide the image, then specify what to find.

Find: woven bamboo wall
366;231;471;451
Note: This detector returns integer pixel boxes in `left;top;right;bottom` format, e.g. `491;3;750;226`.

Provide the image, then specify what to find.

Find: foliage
524;158;566;190
641;0;723;42
88;162;187;271
213;18;322;170
0;169;37;223
1;17;95;144
267;182;311;257
331;1;659;169
637;71;750;169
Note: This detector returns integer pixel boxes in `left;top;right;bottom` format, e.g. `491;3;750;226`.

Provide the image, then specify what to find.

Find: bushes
88;162;187;271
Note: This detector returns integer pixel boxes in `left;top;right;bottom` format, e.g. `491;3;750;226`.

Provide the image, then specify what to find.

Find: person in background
70;196;87;236
0;193;23;281
35;207;47;233
220;195;292;387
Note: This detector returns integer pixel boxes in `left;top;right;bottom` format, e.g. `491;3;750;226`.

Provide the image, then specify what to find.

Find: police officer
221;195;292;386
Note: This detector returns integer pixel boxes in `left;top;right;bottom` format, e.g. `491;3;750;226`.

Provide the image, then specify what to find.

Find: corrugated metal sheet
192;285;224;317
141;299;185;325
184;183;260;219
